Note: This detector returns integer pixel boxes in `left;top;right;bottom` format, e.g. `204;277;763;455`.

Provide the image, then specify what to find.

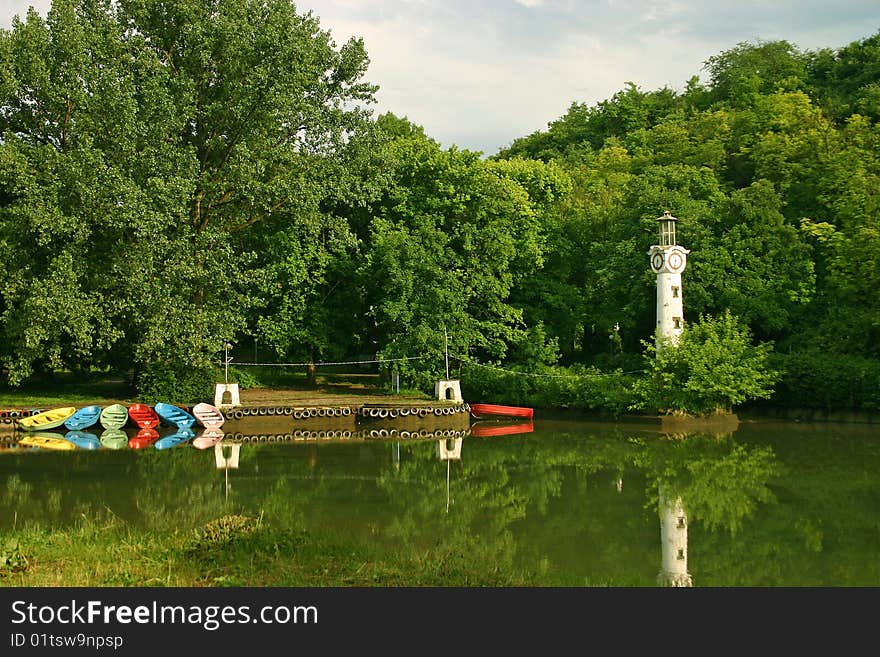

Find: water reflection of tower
436;437;462;514
214;442;241;503
658;492;693;587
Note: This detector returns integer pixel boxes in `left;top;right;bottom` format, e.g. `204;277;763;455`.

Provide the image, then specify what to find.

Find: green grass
0;368;431;409
0;375;135;408
0;512;549;587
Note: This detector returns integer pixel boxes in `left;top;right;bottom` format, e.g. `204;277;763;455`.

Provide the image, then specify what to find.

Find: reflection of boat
155;428;195;450
18;432;76;450
64;430;101;450
17;406;76;431
154;403;196;429
470;421;534;437
128;403;159;429
193;428;225;450
64;405;101;431
100;404;129;429
469;403;534;420
192;402;225;430
100;429;128;449
128;428;159;450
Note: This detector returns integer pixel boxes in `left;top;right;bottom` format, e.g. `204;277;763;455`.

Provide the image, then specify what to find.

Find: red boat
128;403;159;429
469;403;534;420
470;421;534;438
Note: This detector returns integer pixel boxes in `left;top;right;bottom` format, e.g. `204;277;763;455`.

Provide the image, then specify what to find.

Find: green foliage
186;514;263;555
460;362;637;415
356;136;571;380
770;350;880;412
0;4;878;419
632;311;779;415
221;366;262;390
0;538;29;575
135;363;213;404
704;40;809;105
679;445;780;534
0;0;376;388
808;32;880;122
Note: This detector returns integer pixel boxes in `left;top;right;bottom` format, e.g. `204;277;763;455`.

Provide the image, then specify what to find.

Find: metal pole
446;459;451;514
444;325;449;380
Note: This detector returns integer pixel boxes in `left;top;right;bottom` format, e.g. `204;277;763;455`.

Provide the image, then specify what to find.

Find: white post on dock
214;342;241;408
435;325;463;402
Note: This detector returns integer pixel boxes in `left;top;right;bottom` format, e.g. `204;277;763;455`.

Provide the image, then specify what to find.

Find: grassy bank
0;369;429;410
1;513;544;587
0;376;136;408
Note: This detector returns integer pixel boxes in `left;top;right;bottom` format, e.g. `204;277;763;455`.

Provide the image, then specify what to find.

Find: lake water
1;416;878;586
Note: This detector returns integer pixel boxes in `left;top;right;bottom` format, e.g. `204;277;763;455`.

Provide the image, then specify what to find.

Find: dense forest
1;0;878;414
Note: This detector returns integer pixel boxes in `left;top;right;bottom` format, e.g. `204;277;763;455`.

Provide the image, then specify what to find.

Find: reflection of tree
375;441;532;579
18;423;878;586
132;448;228;531
633;438;780;534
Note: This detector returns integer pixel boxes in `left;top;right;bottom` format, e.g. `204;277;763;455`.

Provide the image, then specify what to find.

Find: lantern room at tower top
658;210;677;247
648;211;689;348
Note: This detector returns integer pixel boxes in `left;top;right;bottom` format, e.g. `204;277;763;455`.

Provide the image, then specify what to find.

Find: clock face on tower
651;252;664;272
667;250;684;272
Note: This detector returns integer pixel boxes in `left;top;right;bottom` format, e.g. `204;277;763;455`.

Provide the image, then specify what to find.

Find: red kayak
469;403;534;420
128;403;159;429
470;421;534;438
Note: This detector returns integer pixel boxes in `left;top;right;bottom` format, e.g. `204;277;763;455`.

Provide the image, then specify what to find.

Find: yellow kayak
17;406;77;431
18;433;77;450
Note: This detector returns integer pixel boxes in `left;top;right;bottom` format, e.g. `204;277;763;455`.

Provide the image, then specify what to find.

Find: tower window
677;548;685;560
673;317;682;329
672;286;679;298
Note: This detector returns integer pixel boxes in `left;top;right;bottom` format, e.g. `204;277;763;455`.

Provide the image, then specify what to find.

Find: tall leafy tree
357;133;570;386
0;0;377;395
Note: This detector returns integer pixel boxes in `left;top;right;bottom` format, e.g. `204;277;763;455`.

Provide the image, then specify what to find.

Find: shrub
768;350;880;412
0;539;29;576
631;311;779;415
135;364;214;403
460;362;638;416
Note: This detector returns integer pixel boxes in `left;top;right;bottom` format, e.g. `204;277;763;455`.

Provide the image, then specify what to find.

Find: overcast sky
2;1;878;154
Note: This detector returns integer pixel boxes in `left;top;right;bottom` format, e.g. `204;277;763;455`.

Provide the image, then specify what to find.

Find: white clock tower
648;211;689;348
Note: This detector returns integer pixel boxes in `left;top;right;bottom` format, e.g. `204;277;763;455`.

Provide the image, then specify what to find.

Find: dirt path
232;382;438;408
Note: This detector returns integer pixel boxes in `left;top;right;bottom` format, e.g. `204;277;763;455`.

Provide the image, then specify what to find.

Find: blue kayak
64;430;101;450
155;428;195;450
154;402;196;429
64;405;102;431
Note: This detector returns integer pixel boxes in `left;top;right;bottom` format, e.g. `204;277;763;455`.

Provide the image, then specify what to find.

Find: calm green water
1;417;878;586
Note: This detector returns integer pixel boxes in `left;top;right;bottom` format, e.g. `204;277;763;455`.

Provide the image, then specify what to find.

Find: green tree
704;40;809;106
632;310;779;415
807;31;880;122
356;134;570;388
0;0;376;397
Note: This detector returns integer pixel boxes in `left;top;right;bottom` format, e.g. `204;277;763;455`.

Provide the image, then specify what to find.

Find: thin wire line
233;356;427;367
454;356;644;378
